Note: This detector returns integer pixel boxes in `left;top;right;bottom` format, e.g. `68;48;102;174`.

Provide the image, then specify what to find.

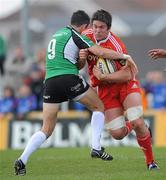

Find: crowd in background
0;44;45;119
141;70;166;110
0;35;166;120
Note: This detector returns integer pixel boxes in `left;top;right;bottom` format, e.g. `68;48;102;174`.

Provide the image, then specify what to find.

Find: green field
0;147;165;180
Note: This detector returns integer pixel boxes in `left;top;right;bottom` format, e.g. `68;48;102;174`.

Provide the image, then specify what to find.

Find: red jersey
83;28;127;87
83;29;141;110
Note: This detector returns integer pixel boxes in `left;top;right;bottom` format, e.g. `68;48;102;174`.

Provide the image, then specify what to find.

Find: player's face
92;20;109;41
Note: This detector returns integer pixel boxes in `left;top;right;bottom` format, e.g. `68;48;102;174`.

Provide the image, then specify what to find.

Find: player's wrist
100;73;107;81
123;54;131;59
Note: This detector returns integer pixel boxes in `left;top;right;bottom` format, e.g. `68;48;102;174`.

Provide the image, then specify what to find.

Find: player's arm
148;48;166;59
88;45;130;60
93;65;132;83
76;34;137;74
78;47;138;77
88;45;138;76
77;59;86;70
75;33;137;71
77;49;88;70
76;33;131;61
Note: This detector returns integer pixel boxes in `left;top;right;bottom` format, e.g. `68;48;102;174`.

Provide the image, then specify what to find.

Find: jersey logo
71;83;81;92
43;95;51;99
131;83;138;89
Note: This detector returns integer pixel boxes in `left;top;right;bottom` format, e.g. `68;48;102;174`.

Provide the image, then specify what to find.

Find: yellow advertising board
0;115;12;150
1;110;166;150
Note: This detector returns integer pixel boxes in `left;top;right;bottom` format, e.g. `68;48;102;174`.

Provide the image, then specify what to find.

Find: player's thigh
123;92;142;109
123;92;145;129
78;87;104;112
42;103;60;135
105;108;125;133
105;107;127;139
105;107;124;123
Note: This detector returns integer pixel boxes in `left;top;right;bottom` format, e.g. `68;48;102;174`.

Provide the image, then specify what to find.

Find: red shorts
98;80;141;110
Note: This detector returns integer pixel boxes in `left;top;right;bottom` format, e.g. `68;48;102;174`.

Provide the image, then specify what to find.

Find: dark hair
91;9;112;29
71;10;90;27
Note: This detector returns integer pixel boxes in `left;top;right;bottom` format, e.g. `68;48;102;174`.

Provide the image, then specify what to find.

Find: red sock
137;131;154;165
125;121;132;135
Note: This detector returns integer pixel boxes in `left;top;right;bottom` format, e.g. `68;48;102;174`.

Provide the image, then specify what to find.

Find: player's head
92;9;112;29
70;10;90;32
91;9;112;40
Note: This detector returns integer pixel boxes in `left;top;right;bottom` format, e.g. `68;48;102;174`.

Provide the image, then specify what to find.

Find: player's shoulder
54;27;70;37
110;32;126;46
109;31;122;41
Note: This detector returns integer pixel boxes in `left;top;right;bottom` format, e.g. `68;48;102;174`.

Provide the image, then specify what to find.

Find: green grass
0;147;165;180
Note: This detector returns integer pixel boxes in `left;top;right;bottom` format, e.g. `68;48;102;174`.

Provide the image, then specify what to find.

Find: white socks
19;112;105;164
91;111;105;150
19;131;47;164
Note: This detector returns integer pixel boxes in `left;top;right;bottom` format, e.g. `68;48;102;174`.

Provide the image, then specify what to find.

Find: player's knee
113;135;125;140
126;105;143;122
110;129;126;140
131;119;145;131
105;116;126;139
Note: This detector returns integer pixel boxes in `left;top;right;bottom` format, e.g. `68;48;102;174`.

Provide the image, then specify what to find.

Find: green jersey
45;26;94;80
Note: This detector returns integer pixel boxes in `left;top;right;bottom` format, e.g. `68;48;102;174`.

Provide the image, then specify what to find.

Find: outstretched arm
148;48;166;59
88;45;130;60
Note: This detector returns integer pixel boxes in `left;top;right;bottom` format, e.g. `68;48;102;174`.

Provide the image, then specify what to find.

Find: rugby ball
96;57;117;74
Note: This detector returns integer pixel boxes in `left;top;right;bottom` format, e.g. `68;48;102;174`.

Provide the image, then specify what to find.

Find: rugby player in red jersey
81;9;159;170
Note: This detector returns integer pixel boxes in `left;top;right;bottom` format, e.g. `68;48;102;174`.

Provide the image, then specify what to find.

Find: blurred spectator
152;82;166;109
142;70;166;109
71;102;86;111
23;48;45;110
5;47;33;88
69;101;88;112
0;35;7;76
6;47;32;75
24;68;44;110
0;86;16;118
16;85;37;120
31;48;46;78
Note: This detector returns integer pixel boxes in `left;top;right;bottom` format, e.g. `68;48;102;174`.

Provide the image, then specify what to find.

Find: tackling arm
88;45;130;60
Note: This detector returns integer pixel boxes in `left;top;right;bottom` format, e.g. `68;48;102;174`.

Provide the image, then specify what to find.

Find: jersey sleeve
72;30;94;49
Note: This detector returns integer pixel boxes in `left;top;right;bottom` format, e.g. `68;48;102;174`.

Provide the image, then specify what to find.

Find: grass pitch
0;147;165;180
